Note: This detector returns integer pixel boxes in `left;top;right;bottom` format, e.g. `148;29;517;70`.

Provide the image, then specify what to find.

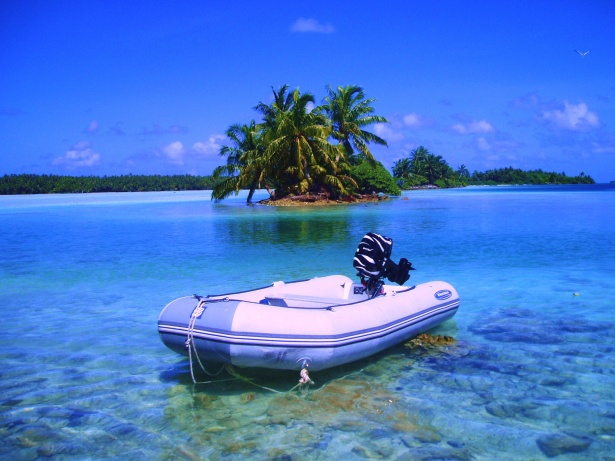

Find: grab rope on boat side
185;297;306;393
186;298;226;382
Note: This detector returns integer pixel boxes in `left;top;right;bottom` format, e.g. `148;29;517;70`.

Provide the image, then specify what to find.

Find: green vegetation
0;174;216;195
213;84;393;202
319;84;388;166
393;146;463;188
467;167;594;186
351;161;401;196
393;146;595;188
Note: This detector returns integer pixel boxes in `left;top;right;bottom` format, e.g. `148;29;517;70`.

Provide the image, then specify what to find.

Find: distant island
0;85;595;197
391;146;594;188
0;168;595;196
0;174;216;195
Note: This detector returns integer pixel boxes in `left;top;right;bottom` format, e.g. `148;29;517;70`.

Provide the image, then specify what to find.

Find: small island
209;84;399;204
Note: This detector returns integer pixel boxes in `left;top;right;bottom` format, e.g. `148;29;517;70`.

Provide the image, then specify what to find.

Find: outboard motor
353;232;414;297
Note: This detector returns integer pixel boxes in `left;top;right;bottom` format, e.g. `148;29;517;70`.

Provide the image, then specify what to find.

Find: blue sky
2;1;614;182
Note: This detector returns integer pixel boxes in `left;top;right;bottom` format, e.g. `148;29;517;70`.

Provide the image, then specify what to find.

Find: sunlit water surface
1;185;614;460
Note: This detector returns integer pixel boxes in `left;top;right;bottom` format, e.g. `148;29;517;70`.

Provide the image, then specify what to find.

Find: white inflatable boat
158;274;459;371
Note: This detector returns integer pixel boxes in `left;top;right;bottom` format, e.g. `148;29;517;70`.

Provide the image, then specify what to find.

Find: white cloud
477;137;491;151
84;120;99;133
192;135;225;157
290;18;335;34
163;141;185;165
402;113;432;128
159;136;224;166
592;141;615;154
451;120;495;135
475;136;520;153
374;123;403;142
540;101;600;131
53;141;101;168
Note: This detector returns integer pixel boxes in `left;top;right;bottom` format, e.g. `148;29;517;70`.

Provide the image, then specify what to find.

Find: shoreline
258;193;390;206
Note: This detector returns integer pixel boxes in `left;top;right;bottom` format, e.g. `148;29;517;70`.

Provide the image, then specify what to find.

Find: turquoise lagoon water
1;185;614;460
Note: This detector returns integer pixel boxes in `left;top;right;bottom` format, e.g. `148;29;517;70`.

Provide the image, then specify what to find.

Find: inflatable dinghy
158;233;459;371
158;274;459;371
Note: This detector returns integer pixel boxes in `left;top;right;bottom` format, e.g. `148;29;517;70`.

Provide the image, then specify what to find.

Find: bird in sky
575;50;590;57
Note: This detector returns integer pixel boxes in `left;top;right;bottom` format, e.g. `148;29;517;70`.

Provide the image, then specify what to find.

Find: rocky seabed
1;308;614;460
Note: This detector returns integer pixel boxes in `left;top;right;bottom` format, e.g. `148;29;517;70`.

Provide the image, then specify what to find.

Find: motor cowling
353;233;414;286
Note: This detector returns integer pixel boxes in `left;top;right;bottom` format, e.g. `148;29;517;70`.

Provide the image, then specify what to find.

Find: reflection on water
218;210;354;248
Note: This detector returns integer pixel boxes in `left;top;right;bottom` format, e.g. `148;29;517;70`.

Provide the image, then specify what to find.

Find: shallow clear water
1;185;614;460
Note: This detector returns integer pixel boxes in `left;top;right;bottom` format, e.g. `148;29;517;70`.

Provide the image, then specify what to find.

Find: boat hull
158;275;459;371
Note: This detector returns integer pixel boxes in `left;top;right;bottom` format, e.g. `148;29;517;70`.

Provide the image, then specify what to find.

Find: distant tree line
0;174;217;195
1;147;595;196
466;167;594;185
393;146;594;188
393;146;462;188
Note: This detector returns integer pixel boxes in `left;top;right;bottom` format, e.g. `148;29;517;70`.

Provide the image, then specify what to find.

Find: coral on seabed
404;333;457;349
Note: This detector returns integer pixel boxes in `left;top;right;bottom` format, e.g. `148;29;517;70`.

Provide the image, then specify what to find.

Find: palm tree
457;164;470;181
212;120;264;202
423;153;447;184
254;84;294;130
410;146;430;175
319;85;388;165
259;88;352;198
392;157;413;179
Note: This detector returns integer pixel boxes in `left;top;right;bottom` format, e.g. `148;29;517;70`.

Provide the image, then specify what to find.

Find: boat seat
266;277;356;307
265;293;349;307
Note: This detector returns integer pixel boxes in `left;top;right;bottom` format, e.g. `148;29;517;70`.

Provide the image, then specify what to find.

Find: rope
298;367;314;385
185;299;226;383
184;298;318;394
224;365;286;394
